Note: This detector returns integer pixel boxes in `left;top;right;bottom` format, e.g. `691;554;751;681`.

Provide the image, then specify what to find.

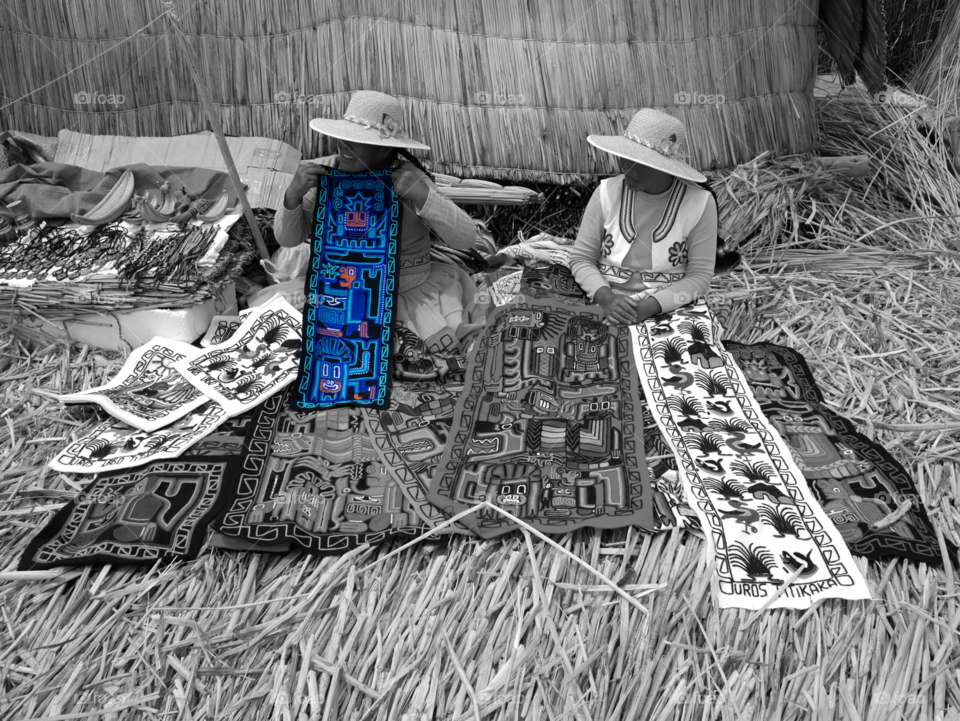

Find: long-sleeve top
274;155;477;255
568;179;718;313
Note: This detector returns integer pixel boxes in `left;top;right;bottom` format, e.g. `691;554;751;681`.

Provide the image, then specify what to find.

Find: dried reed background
0;0;818;181
912;0;960;113
0;87;958;719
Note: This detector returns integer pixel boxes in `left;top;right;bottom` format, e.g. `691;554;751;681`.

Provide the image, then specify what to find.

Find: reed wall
0;0;820;182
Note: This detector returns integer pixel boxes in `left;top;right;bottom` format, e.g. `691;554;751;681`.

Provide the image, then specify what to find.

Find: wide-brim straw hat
587;109;706;183
309;91;430;150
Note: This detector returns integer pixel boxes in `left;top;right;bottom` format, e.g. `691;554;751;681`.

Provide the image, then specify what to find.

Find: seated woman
274;90;487;353
569;109;718;325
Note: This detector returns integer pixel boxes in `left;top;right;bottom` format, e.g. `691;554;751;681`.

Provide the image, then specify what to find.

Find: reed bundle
885;0;954;84
911;0;960;114
708;93;960;260
433;176;544;206
814;0;886;95
0;0;818;181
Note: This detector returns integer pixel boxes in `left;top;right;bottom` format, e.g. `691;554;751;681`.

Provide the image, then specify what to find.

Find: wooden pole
160;1;271;266
812;154;872;177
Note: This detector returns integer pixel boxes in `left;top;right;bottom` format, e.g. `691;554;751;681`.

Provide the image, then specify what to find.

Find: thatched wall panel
0;0;819;182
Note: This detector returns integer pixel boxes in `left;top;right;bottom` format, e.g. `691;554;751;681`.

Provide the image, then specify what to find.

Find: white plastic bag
246;278;307;311
260;244;310;284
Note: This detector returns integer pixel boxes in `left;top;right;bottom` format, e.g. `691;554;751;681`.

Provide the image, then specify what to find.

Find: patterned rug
426;299;656;538
516;266;946;567
20;456;238;570
724;341;946;565
366;378;469;532
211;387;427;554
292;169;399;410
20;414;252;570
48;401;229;475
632;300;872;608
23;262;948;583
174;295;303;416
58;338;207;433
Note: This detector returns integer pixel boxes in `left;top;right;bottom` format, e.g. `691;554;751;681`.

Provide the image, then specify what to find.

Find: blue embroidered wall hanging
293;170;400;410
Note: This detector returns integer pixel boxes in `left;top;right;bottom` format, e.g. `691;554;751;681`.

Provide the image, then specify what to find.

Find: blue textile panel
293;170;399;410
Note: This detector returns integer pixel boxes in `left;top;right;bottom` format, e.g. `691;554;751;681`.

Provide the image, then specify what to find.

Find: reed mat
0;0;819;180
0;98;959;721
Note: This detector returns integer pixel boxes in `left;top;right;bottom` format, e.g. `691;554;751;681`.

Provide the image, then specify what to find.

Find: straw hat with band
587;109;705;184
308;91;430;151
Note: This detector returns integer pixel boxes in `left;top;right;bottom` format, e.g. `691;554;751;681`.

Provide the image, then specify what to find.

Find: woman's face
618;158;674;193
337;138;394;173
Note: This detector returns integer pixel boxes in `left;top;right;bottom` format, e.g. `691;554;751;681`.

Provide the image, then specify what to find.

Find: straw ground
0;98;959;720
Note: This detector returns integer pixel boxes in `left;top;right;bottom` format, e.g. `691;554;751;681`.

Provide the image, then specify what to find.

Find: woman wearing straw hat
275;90;486;352
569;109;719;326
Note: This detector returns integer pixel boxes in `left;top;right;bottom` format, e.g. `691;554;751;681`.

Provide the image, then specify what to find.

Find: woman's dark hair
697;182;741;275
393;148;435;181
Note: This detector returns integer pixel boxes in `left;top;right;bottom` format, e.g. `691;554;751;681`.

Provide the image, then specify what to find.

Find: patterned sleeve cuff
416;186;476;249
416;186;448;221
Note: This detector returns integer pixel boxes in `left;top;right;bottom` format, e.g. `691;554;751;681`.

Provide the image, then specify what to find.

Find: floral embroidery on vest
668;240;688;267
600;232;615;257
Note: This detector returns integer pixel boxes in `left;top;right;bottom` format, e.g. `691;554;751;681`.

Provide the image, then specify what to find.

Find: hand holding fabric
284;162;329;210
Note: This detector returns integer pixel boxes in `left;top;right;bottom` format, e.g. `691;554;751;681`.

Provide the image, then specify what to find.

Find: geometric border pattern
19;457;235;569
428;298;655;538
214;390;426;553
726;340;950;565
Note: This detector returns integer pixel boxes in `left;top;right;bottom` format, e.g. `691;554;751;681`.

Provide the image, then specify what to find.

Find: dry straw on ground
0;98;959;720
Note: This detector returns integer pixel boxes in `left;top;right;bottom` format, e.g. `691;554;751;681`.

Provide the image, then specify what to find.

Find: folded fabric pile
21;297;302;563
0;162;236;227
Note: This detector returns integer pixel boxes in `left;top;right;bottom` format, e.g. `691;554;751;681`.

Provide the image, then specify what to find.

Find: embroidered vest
596;175;711;292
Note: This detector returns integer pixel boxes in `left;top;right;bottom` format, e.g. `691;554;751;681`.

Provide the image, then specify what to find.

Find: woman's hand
594;288;663;326
392;165;431;211
632;295;663;323
283;163;330;210
594;287;638;325
484;252;514;270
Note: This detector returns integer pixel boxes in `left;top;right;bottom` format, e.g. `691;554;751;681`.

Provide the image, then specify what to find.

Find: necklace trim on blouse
618;185;637;243
651;179;686;244
617;178;686;245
